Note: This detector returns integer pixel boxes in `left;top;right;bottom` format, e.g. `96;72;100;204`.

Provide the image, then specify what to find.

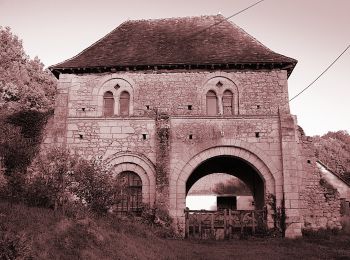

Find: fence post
198;212;202;239
229;209;232;239
252;211;256;234
211;213;215;238
185;208;189;238
224;209;227;239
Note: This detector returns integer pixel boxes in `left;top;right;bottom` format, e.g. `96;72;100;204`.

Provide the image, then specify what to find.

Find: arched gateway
169;145;279;230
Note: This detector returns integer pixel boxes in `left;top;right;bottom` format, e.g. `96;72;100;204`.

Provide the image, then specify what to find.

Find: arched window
116;171;142;215
223;90;233;115
206;90;218;115
120;91;130;116
103;91;114;117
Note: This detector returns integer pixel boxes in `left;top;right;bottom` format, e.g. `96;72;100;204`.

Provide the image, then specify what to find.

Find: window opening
206;90;218;116
120;91;130;116
103;91;114;117
223;90;233;115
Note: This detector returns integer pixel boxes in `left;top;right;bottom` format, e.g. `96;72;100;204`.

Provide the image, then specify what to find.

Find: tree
0;26;56;180
313;130;350;183
0;26;56;112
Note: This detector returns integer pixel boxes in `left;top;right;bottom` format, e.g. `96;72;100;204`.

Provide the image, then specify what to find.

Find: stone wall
58;69;289;119
298;132;342;230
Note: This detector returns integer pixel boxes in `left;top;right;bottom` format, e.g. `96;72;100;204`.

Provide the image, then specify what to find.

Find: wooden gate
184;209;267;239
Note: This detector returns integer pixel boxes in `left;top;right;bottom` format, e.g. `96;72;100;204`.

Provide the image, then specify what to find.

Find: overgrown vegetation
313;130;350;183
266;193;286;237
0;26;57;200
1;201;350;260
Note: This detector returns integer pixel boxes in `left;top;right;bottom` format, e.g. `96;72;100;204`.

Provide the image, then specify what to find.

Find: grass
1;201;350;260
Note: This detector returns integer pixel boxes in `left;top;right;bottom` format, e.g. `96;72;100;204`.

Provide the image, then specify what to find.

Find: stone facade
42;68;341;238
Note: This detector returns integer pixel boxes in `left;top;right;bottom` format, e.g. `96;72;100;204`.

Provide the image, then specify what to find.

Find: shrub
140;204;176;238
340;216;350;234
25;147;77;210
302;227;340;240
25;147;123;215
71;158;123;215
0;226;33;260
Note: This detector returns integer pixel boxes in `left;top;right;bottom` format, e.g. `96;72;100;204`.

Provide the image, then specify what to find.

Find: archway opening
185;155;265;210
115;171;142;215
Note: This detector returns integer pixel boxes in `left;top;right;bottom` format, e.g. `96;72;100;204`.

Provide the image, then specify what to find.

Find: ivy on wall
155;111;170;206
0;110;53;176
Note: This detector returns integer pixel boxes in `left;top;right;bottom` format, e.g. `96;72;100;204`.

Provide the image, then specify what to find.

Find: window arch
116;171;142;215
103;91;114;117
120;91;130;116
223;90;233;115
206;90;218;115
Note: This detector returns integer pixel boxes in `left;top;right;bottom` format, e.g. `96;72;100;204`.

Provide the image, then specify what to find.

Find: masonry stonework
46;15;347;238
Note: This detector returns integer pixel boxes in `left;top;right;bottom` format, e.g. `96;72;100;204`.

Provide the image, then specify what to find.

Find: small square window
257;105;260;109
79;134;83;139
188;105;192;110
189;134;193;140
255;132;260;138
146;105;150;110
82;107;85;112
142;134;147;140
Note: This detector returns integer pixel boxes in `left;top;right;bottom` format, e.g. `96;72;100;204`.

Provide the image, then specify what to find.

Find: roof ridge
124;14;224;24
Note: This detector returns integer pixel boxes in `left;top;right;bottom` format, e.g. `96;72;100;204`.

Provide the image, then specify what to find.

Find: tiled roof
50;15;297;73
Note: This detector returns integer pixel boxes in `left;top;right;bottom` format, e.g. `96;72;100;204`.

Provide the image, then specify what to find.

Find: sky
0;0;349;136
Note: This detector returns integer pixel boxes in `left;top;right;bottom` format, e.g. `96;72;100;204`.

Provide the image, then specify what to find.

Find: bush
341;216;350;234
0;226;33;260
71;158;123;215
302;228;340;240
25;148;77;209
140;204;176;238
25;147;123;215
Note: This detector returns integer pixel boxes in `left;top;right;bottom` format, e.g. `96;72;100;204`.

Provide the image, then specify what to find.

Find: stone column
52;74;70;146
279;112;303;238
155;112;171;209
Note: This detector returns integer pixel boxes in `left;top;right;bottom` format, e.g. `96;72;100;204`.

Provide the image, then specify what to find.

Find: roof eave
49;61;297;79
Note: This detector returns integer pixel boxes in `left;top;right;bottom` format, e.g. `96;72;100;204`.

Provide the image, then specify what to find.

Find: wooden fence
184;208;267;239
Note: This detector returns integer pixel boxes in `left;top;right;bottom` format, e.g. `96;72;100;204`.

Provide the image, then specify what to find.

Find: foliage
25;147;123;215
266;193;286;237
302;227;340;240
25;148;77;209
313;130;350;183
0;110;52;180
213;177;251;195
0;225;33;260
2;201;350;260
70;158;123;215
0;26;56;112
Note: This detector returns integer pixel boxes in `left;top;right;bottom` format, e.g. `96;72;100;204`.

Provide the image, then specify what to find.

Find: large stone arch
105;152;156;206
169;144;279;220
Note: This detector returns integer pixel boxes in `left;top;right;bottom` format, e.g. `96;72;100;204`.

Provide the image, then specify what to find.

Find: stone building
47;15;348;237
